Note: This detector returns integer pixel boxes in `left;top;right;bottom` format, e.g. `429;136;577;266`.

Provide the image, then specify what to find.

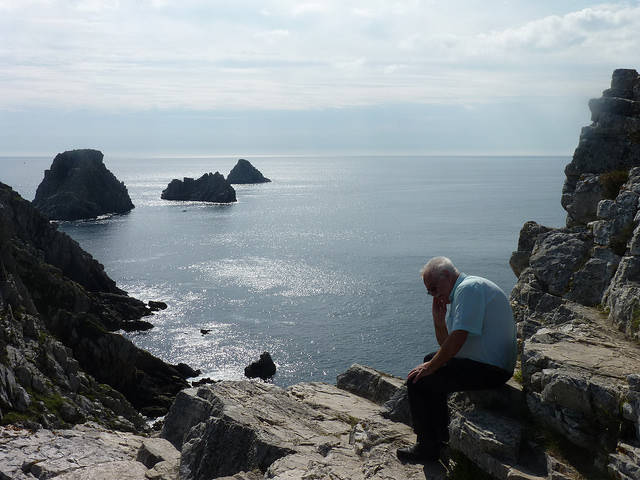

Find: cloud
0;1;639;112
480;5;640;52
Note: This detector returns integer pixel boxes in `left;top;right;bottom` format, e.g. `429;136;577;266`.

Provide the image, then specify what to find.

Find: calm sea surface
1;155;567;386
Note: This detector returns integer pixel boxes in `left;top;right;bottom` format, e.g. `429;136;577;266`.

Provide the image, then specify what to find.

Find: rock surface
32;149;134;221
508;68;640;479
227;159;271;184
0;423;180;480
0;182;193;428
161;379;436;480
161;173;236;203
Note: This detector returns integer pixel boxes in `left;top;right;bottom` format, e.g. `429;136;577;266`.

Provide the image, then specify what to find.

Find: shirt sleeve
449;282;484;335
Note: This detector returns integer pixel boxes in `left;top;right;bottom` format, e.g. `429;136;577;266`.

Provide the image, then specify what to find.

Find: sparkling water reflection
0;155;567;386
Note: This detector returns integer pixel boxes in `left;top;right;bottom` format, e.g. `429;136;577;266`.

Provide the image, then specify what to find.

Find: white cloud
0;1;638;111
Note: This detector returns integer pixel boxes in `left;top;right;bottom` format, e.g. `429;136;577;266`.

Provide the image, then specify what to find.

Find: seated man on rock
397;256;517;462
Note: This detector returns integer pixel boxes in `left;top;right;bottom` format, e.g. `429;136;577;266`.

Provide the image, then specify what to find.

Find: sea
0;155;567;386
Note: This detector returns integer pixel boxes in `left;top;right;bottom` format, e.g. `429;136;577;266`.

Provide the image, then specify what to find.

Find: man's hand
432;296;447;325
407;361;434;383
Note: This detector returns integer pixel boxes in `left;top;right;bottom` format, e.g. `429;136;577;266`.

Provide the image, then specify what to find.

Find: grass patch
600;170;629;200
632;304;640;333
513;369;523;385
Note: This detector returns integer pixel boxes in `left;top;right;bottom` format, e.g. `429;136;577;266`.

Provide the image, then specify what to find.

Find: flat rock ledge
0;423;179;480
161;379;433;480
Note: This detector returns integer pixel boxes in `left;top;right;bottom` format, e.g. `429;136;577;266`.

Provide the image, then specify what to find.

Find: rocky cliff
0;182;194;430
161;173;236;203
227;159;271;184
32;149;134;221
507;68;640;479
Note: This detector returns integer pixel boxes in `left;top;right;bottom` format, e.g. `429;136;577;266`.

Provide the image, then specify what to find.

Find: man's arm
432;296;449;346
408;329;468;382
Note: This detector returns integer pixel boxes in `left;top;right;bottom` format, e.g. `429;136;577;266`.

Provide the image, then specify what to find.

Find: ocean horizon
0;154;568;386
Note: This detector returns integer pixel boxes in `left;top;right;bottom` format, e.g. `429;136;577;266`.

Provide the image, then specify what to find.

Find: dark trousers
406;352;512;447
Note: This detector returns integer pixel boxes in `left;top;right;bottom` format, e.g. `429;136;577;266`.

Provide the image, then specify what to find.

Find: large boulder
33;149;134;221
227;159;271;184
161;172;236;203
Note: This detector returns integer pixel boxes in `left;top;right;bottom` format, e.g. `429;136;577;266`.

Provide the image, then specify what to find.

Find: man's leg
400;356;511;461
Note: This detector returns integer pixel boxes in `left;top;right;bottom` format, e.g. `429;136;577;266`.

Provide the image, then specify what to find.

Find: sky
1;0;639;156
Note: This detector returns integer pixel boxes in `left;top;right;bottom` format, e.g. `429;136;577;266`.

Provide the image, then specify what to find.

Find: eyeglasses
425;280;438;296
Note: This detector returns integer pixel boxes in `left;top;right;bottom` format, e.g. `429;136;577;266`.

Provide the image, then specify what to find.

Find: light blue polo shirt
446;273;517;373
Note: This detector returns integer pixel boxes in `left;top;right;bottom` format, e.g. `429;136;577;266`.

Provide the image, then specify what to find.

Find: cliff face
509;69;640;479
33;149;134;221
0;182;191;429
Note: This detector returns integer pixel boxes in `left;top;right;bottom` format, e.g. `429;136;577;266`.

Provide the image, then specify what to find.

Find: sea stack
227;159;271;184
33;149;134;221
161;172;236;203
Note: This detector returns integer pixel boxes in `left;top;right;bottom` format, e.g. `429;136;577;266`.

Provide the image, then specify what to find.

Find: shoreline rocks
161;173;236;203
33;149;134;221
1;182;196;430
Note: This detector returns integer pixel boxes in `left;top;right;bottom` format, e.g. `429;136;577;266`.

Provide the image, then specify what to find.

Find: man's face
423;272;451;301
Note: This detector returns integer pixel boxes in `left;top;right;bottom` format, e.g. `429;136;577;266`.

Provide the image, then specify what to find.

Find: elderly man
397;256;517;462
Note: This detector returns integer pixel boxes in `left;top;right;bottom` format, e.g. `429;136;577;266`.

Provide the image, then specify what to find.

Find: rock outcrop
161;377;434;480
0;182;193;429
243;352;276;380
0;423;180;480
507;69;640;479
227;159;271;184
161;173;236;203
32;149;134;221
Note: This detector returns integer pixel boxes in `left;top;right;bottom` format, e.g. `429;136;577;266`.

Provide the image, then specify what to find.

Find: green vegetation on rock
600;169;629;200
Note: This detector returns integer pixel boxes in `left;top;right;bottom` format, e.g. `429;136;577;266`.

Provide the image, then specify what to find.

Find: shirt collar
449;272;467;303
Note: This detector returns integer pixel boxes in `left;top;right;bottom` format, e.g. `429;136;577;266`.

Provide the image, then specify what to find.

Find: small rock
244;352;276;380
148;301;168;311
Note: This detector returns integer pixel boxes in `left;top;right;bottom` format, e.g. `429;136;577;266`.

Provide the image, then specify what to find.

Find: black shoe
396;442;441;463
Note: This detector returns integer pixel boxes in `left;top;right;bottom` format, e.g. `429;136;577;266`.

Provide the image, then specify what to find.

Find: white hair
420;256;459;279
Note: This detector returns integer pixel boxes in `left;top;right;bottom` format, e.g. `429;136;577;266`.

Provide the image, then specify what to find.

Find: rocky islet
227;159;271;184
33;149;135;221
161;172;237;203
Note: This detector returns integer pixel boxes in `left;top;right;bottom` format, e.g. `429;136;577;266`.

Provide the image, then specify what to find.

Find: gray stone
598;199;618;219
565;253;619;306
137;438;180;469
528;231;591;296
382;385;412;426
145;460;179;480
509;222;555;278
449;409;522;479
0;424;152;480
607;442;640;480
162;380;425;480
336;363;405;405
562;174;603;226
